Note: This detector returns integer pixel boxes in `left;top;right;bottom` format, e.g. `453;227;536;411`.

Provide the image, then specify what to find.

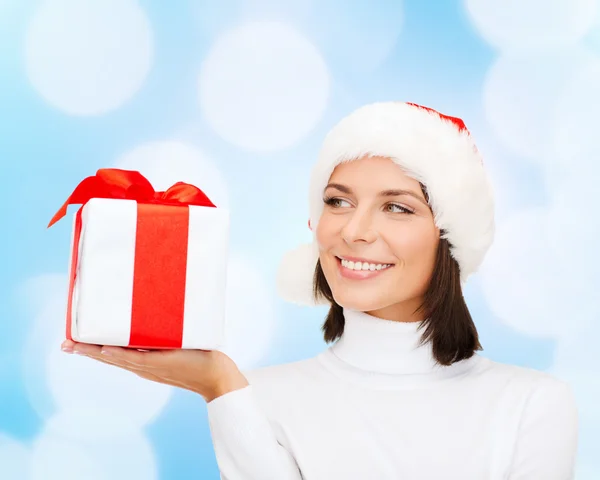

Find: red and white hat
276;101;495;306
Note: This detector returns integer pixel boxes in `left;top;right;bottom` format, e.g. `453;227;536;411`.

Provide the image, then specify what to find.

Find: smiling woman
206;102;579;480
63;101;579;480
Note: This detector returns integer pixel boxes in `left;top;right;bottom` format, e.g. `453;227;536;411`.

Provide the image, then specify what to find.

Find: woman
62;102;578;479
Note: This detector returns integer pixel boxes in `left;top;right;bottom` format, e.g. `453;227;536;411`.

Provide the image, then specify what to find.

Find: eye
386;203;414;214
323;196;351;208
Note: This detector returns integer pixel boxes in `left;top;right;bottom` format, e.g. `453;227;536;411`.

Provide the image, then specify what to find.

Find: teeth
340;258;392;271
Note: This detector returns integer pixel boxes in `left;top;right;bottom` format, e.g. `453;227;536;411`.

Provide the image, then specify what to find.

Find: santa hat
277;101;495;306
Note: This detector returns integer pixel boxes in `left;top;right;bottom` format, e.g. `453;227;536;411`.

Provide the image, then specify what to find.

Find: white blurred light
43;407;143;441
482;48;596;162
219;253;278;370
199;20;330;152
585;14;600;52
554;58;600;164
574;463;600;479
0;435;31;480
465;0;597;53
465;135;532;223
25;0;153;116
241;0;315;19
479;208;597;338
30;411;157;480
190;0;316;39
305;0;403;72
190;0;242;38
552;331;600;375
115;140;230;209
15;273;67;317
20;273;173;428
544;165;600;289
22;289;68;420
548;344;600;426
32;438;104;480
46;338;173;430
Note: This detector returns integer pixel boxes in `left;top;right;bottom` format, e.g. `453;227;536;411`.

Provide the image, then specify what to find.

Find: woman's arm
207;385;303;480
507;378;579;479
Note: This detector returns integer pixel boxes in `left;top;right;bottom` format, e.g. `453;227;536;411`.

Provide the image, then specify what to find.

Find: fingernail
100;349;111;356
61;346;73;353
73;349;85;356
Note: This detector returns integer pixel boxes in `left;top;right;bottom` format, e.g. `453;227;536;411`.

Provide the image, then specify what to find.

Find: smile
335;256;395;280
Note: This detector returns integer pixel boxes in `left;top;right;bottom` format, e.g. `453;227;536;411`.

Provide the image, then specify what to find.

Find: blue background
1;0;599;478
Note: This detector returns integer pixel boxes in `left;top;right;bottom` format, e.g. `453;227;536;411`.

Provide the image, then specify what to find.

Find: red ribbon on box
48;168;216;349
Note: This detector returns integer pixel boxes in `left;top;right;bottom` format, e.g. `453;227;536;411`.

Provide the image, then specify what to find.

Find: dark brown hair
312;185;482;367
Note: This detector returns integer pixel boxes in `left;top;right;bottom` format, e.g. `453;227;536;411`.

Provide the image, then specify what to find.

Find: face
315;155;440;322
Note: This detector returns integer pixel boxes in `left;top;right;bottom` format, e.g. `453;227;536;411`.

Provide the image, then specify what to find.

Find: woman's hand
60;340;249;403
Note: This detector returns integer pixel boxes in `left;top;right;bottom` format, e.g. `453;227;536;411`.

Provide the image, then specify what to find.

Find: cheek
315;220;341;276
388;227;439;265
315;217;338;249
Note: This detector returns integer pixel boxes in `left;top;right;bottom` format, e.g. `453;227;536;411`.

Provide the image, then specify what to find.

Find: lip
335;256;395;280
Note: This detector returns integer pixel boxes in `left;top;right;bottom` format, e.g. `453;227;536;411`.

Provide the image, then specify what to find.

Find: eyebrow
324;183;429;207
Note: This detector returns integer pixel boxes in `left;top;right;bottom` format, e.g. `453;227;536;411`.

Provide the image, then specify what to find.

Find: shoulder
241;356;324;398
242;357;322;388
520;369;578;421
238;355;337;421
479;357;578;416
483;356;571;387
484;361;579;465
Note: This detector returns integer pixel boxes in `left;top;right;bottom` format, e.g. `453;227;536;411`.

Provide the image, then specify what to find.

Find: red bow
48;168;216;228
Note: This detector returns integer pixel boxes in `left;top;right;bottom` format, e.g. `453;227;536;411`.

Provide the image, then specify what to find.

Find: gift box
48;168;230;350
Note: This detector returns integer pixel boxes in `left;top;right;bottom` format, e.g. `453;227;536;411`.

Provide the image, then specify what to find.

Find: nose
341;208;378;244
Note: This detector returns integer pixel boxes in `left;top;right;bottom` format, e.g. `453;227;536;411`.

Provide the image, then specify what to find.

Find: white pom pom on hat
276;101;495;306
276;241;328;306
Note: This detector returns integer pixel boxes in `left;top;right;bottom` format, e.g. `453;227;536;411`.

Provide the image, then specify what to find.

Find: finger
99;346;174;369
71;343;104;356
70;344;152;368
83;351;145;370
69;343;175;374
98;346;149;366
83;350;174;381
61;340;98;354
61;339;76;352
82;353;186;389
78;351;169;379
83;353;138;371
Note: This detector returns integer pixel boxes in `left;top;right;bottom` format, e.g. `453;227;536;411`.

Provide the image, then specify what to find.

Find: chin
330;287;388;313
321;257;393;312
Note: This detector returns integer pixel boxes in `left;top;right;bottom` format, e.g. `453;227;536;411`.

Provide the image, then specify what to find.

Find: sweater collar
331;308;437;375
316;308;485;388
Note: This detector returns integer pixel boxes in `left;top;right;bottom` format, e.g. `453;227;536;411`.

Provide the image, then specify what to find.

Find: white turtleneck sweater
206;309;578;480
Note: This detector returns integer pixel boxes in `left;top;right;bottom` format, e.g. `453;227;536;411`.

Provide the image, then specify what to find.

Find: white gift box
66;198;230;349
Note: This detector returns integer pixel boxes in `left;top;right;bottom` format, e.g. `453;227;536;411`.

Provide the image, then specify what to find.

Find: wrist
204;373;249;403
